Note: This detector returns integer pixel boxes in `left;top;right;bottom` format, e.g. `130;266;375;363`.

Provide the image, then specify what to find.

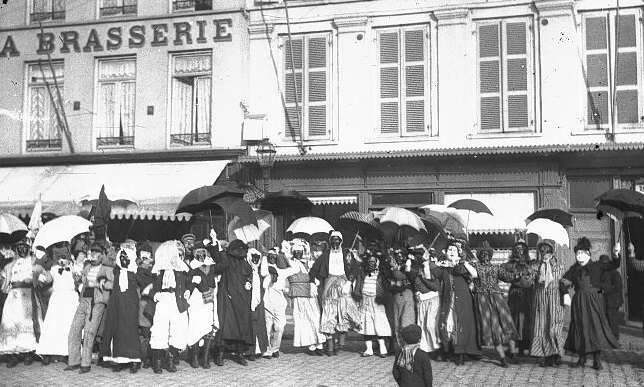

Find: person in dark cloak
599;253;624;340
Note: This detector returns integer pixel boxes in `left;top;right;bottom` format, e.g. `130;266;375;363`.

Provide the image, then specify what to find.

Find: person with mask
599;253;624;339
409;246;441;360
245;248;269;361
501;239;535;356
287;240;326;356
470;241;519;367
529;239;567;368
0;238;41;368
353;250;391;358
149;240;190;374
100;245;142;373
135;242;156;370
186;241;219;369
263;248;296;359
310;231;361;356
36;254;79;365
431;238;480;366
181;234;197;264
561;237;623;370
66;241;114;374
384;247;417;354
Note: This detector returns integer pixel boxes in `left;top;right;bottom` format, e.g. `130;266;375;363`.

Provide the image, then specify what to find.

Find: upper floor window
476;18;535;133
96;58;136;148
170;52;212;146
583;10;642;130
376;26;432;137
26;62;64;152
282;33;332;141
172;0;211;12
100;0;137;17
31;0;65;23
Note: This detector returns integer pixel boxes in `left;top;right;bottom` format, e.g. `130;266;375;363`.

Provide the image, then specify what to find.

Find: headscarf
396;324;422;371
116;246;138;292
537;239;556;287
247;248;268;311
153;240;189;289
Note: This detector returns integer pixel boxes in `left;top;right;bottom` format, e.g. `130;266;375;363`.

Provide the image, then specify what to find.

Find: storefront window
26;61;64;152
96;58;136;148
170;52;212;146
477;18;534;133
31;0;65;23
99;0;137;17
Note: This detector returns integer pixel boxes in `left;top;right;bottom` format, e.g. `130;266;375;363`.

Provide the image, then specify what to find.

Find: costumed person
246;248;269;360
409;246;441;358
0;245;15;324
529;239;567;367
149;240;190;374
384;247;417;353
561;237;622;370
181;234;197;264
599;253;624;340
392;324;433;387
432;238;480;365
100;245;142;373
263;248;294;359
310;231;361;356
66;241;114;374
135;242;156;369
186;241;219;369
353;249;391;357
287;240;326;356
0;238;41;367
470;241;519;367
501;238;535;356
36;255;79;365
211;237;254;366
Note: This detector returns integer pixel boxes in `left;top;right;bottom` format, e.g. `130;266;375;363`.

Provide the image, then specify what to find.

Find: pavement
2;325;644;386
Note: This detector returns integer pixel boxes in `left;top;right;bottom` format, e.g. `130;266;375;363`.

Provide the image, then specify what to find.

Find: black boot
130;362;140;374
325;339;335;357
202;337;212;369
165;349;177;373
592;352;603;370
499;357;508;368
23;352;34;366
571;355;586;368
189;345;199;368
41;355;50;366
215;347;224;367
540;356;552;367
235;353;248;366
169;346;180;366
6;355;18;368
152;350;163;374
141;343;151;369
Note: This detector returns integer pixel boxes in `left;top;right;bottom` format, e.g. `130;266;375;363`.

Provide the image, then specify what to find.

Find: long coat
100;267;141;361
213;251;253;346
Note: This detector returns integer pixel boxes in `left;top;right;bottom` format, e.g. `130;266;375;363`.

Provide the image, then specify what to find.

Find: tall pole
262;166;271;194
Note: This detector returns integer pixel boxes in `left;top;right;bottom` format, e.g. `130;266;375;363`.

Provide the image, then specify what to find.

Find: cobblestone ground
2;325;644;386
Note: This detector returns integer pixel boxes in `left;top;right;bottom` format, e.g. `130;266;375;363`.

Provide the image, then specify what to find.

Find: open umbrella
175;183;245;214
212;197;258;227
259;190;313;216
0;213;28;244
375;207;428;245
286;217;333;239
33;215;92;250
595;189;644;218
419;204;467;237
526;208;574;227
447;199;493;215
337;211;382;240
227;209;272;243
526;218;569;247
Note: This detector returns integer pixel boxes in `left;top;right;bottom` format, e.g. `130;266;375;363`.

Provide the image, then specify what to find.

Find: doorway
625;218;644;321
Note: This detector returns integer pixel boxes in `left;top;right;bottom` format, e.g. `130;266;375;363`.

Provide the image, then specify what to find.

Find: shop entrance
625;218;644;321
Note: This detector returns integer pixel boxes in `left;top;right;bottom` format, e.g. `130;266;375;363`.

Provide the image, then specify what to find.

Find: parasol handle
350;231;360;251
428;232;441;249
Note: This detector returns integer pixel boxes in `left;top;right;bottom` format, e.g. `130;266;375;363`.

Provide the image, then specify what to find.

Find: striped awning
309;195;358;206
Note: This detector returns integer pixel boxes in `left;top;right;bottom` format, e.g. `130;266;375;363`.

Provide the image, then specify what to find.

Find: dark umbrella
259;190;313;216
595;189;644;218
212;196;258;227
0;213;28;244
175;183;245;215
337;211;383;244
526;208;574;227
447;199;493;215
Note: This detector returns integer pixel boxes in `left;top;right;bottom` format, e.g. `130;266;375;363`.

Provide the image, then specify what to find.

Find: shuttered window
583;11;642;130
376;26;431;136
282;33;331;141
477;18;534;133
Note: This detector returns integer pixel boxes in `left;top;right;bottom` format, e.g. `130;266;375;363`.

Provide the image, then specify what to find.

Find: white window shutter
379;31;400;134
283;37;304;139
505;21;530;130
403;29;425;134
585;16;609;126
615;13;639;124
478;23;502;131
307;36;328;138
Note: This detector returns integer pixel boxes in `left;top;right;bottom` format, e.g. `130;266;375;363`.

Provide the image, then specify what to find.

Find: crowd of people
0;226;634;385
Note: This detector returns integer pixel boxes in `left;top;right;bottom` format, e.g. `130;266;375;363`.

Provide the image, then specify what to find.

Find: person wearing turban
392;324;433;387
135;241;156;370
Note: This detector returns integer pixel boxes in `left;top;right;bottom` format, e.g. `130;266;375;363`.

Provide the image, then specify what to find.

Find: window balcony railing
100;4;137;17
170;132;211;146
26;138;62;151
172;0;212;11
30;11;65;23
96;136;135;148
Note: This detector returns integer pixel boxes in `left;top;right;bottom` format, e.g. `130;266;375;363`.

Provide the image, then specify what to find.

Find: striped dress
529;257;566;357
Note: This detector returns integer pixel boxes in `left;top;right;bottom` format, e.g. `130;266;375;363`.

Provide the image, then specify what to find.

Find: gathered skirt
320;275;361;334
530;287;565;357
358;295;391;338
36;289;78;356
564;289;619;354
0;288;39;354
473;292;519;347
417;293;441;352
187;289;218;346
292;297;326;348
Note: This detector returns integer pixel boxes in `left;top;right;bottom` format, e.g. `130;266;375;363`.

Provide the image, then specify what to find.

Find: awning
444;192;535;234
309;195;358;206
0;160;231;221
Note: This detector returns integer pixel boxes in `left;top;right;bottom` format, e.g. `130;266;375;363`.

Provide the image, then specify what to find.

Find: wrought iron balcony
100;4;137;17
170;132;211;146
172;0;212;11
96;136;135;148
26;138;62;151
30;11;65;23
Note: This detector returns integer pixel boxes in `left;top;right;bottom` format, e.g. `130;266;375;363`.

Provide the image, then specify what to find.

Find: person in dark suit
393;324;433;387
600;254;624;340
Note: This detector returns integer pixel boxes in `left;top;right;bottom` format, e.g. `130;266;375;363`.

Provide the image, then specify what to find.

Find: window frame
98;0;137;19
23;60;64;153
29;0;65;24
581;9;644;132
280;31;333;142
170;0;212;13
475;16;536;134
167;51;213;148
373;24;433;138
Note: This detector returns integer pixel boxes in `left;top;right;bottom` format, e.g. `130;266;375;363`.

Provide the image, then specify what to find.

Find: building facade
1;0;644;319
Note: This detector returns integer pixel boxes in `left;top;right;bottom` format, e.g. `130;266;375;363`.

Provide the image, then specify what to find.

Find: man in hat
66;241;114;374
310;231;361;355
181;234;197;264
0;238;40;367
392;324;433;387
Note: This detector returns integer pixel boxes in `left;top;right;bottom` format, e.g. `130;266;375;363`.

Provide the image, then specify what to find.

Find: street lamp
256;138;276;193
